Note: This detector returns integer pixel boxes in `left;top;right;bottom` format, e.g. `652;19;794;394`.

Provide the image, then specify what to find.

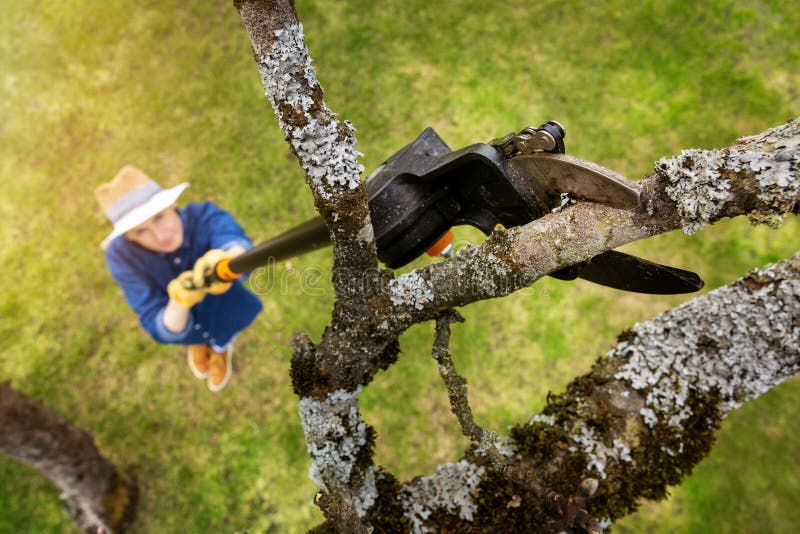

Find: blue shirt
105;202;263;346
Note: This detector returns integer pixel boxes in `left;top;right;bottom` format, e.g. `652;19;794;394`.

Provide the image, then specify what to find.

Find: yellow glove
167;271;208;308
192;249;233;295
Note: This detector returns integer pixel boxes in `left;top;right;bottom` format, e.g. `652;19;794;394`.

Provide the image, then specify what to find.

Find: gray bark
0;382;137;533
234;2;800;531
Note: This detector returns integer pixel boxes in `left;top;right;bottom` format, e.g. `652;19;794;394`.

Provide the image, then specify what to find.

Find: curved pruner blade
507;153;641;209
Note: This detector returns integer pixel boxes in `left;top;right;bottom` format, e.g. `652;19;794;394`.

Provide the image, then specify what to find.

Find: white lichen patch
389;272;434;310
400;460;485;533
528;413;556;426
475;431;518;458
655;148;732;234
612;255;800;429
298;387;377;517
485;252;512;279
731;119;800;212
465;250;513;295
656;119;799;234
356;212;374;244
568;423;633;479
257;23;363;200
352;464;380;516
474;250;515;295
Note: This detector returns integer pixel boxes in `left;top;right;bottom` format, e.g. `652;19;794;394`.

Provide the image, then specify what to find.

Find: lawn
0;1;798;532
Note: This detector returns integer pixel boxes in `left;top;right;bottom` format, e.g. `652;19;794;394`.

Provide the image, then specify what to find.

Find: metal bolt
515;130;556;153
546;120;566;138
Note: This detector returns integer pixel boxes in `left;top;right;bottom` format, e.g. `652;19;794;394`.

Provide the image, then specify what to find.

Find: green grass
1;0;798;532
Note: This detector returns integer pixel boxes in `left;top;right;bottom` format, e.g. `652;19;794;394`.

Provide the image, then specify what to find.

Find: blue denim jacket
105;202;263;346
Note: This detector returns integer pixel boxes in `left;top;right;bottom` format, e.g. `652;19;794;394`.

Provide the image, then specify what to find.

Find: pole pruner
196;121;704;295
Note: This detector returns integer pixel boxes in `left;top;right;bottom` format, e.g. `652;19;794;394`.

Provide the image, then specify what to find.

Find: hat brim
100;183;189;249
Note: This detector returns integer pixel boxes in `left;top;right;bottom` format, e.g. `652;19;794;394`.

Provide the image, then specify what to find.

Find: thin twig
432;310;477;439
433;310;510;468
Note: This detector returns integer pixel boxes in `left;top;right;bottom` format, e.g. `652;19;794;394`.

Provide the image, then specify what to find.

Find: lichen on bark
299;387;378;518
613;253;800;428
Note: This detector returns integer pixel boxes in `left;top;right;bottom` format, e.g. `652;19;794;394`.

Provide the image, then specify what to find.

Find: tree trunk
0;382;137;533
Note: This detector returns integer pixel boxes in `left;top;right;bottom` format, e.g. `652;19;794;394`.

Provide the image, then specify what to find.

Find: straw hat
95;165;189;249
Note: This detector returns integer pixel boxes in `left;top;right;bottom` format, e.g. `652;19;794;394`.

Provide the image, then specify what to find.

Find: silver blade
506;153;641;209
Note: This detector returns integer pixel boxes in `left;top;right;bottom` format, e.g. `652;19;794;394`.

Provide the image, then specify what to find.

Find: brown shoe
187;344;211;379
208;344;233;392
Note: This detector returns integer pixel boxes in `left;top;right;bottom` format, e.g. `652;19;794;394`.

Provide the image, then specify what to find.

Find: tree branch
235;0;400;410
0;382;138;534
432;310;511;470
234;0;378;289
392;252;800;531
393;119;800;316
432;310;479;442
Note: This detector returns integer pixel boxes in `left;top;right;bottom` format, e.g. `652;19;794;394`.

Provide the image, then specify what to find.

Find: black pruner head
363;122;704;296
365;128;548;268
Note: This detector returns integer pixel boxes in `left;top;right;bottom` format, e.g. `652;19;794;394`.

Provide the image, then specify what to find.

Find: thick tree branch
0;382;137;533
393;252;800;531
236;0;395;404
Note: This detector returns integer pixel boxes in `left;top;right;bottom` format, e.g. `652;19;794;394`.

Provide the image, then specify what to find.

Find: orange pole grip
214;257;242;283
